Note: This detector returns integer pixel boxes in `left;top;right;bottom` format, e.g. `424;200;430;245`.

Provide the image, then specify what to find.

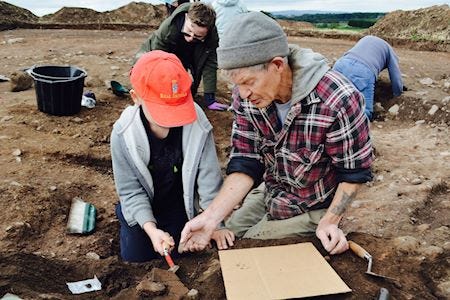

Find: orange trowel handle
163;251;176;268
348;240;372;260
162;241;176;268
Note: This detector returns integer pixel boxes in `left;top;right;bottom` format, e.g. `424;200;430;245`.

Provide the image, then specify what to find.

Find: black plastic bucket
28;65;87;116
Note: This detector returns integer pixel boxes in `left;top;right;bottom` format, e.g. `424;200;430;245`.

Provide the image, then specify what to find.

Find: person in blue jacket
333;35;404;121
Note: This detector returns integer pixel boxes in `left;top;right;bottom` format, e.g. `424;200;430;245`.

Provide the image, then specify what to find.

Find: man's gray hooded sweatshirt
111;104;223;227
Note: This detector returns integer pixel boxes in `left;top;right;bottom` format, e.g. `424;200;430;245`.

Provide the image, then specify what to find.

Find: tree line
273;12;385;29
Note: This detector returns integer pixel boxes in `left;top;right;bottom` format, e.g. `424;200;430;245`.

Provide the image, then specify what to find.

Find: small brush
66;197;96;234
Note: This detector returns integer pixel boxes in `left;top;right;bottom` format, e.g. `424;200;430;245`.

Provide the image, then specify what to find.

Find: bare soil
368;5;450;42
2;1;450;52
0;29;449;299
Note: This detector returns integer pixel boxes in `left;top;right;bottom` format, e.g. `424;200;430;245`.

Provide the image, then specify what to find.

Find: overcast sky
4;0;450;16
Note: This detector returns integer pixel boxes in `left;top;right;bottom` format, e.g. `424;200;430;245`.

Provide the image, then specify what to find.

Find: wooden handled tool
348;240;371;259
348;240;372;272
348;240;398;285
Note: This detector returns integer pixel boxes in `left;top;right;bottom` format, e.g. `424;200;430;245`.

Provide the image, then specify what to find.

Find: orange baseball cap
130;50;196;127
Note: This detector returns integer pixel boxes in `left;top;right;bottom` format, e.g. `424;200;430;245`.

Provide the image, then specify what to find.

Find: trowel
162;242;179;273
348;241;400;287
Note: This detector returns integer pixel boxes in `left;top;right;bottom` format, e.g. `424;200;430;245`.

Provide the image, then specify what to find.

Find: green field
315;22;368;32
273;12;385;30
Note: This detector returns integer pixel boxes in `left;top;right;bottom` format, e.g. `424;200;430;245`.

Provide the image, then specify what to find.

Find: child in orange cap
111;50;234;262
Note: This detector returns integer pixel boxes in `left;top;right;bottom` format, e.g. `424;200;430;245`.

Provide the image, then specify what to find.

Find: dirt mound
0;2;38;30
278;19;314;33
40;2;165;27
281;5;450;52
102;2;165;26
40;7;102;24
1;2;448;51
368;5;450;42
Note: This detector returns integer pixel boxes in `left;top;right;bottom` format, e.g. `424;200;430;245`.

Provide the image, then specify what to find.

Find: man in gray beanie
179;12;373;255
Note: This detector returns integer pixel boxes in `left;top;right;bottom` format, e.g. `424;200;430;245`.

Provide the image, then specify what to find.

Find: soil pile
278;19;314;33
102;2;165;26
2;2;450;51
368;4;450;42
40;2;165;27
40;7;102;24
0;1;38;30
282;5;450;51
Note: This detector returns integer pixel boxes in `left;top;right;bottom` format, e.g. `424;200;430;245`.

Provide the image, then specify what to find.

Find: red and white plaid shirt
229;70;373;220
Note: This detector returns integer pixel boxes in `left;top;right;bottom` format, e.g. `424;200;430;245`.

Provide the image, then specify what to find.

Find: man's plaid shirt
229;70;373;220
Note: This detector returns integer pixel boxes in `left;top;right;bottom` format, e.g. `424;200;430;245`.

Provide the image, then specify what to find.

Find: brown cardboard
219;242;351;299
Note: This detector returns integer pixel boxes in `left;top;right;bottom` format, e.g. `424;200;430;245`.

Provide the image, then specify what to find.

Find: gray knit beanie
217;11;289;70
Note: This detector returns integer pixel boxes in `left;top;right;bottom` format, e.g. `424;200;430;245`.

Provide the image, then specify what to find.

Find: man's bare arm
316;182;361;254
330;188;357;216
207;172;254;220
179;172;254;252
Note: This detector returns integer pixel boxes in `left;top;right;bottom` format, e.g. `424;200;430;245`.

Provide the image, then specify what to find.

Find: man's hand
179;172;254;253
316;182;361;255
211;228;235;250
316;219;348;255
179;213;217;253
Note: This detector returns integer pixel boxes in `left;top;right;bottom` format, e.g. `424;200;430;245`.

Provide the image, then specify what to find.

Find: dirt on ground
0;2;38;31
2;2;450;51
0;12;449;300
0;2;167;31
368;5;450;42
39;3;166;28
281;5;450;52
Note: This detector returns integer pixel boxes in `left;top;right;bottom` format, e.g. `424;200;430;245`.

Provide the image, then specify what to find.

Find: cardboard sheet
219;242;351;299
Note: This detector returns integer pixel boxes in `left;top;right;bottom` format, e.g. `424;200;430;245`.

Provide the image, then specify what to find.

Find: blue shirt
343;35;403;96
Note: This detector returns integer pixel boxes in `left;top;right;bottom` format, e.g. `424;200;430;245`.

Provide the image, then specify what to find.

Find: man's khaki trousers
225;184;326;239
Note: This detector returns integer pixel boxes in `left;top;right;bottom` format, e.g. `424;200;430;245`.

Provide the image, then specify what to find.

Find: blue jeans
115;203;188;262
333;57;376;121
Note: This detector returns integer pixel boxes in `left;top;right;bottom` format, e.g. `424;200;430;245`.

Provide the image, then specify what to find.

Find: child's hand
150;230;175;256
211;229;235;250
143;222;174;256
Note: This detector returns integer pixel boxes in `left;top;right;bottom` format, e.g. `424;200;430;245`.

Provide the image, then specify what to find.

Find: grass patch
315;22;366;32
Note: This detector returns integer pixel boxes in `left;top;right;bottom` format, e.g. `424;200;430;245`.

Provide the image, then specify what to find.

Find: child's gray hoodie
111;104;223;228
